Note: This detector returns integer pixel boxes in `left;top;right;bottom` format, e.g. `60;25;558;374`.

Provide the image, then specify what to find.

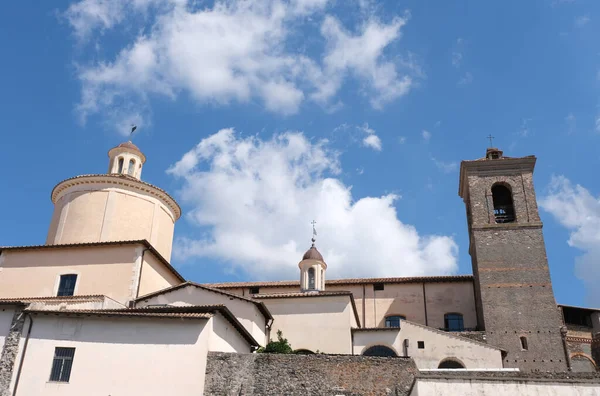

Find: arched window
571;355;597;372
117;157;124;174
308;267;315;290
444;313;464;331
520;336;528;350
385;315;406;328
492;184;515;223
438;359;465;369
362;345;397;357
128;159;135;175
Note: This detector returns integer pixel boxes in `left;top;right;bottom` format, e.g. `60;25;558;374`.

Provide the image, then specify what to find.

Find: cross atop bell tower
459;147;567;372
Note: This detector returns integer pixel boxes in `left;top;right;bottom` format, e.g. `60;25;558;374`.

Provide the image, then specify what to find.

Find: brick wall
460;157;568;372
204;352;418;396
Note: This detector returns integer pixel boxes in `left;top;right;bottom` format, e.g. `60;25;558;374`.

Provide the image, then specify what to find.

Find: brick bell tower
459;147;568;372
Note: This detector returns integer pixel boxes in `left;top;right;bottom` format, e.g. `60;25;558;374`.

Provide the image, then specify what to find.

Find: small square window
57;274;77;297
418;341;425;349
373;283;384;291
249;287;260;294
49;347;75;382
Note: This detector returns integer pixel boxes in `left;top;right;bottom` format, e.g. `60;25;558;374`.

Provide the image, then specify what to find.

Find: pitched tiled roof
0;239;185;283
207;275;473;289
352;327;401;332
27;309;212;320
135;282;273;321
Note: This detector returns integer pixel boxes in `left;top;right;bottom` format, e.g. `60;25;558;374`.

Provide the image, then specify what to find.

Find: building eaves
558;304;600;312
135;282;273;322
26;309;213;320
0;295;106;302
208;275;473;289
0;239;185;283
253;291;361;327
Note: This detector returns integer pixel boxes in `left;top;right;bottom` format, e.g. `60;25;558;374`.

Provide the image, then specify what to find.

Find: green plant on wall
257;330;293;354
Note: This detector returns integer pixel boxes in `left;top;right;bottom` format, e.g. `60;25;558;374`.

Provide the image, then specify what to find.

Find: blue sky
1;0;600;307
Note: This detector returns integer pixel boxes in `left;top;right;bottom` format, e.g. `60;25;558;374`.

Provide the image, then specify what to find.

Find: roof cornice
458;156;536;199
50;174;181;220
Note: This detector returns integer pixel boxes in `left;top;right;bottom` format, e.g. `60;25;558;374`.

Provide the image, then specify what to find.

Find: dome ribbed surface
302;246;324;262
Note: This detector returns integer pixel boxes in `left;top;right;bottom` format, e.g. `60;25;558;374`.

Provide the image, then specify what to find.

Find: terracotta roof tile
0;295;106;301
302;246;325;262
207;275;473;289
27;309;212;320
252;291;353;299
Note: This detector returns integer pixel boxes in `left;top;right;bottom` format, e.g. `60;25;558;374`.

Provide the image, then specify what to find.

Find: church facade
0;142;599;395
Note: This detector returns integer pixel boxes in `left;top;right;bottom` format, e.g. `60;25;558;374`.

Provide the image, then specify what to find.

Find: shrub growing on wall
257;330;293;354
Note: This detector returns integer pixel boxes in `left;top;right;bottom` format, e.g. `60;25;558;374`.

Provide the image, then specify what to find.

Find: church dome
118;141;141;151
302;246;324;262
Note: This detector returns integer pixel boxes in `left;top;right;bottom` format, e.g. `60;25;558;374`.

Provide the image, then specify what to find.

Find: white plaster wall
262;296;354;354
352;321;502;369
137;253;181;297
410;378;600;396
0;307;15;348
138;285;268;346
209;314;253;353
13;315;210;396
47;182;176;260
0;246;140;304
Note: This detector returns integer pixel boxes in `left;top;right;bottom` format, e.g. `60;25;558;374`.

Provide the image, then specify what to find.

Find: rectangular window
49;347;75;382
444;313;464;332
249;287;260;294
373;283;384;291
57;274;77;297
418;341;425;349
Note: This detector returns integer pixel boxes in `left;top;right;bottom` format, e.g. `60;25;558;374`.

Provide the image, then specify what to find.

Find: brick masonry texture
456;331;487;343
462;162;568;372
0;307;25;396
204;352;418;396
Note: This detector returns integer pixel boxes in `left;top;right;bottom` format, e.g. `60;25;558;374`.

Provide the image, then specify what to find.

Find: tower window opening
520;336;528;350
128;159;135;175
374;283;384;291
308;267;315;290
492;184;515;223
117;157;124;174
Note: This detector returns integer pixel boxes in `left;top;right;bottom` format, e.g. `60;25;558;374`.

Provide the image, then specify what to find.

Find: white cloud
359;123;382;151
66;0;416;131
451;38;463;68
422;130;431;142
398;136;406;144
540;176;600;305
575;15;590;27
167;128;458;279
431;157;457;173
565;113;576;134
595;115;600;133
458;71;473;85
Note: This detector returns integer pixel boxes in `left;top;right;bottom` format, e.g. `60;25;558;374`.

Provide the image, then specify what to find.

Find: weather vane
130;125;137;139
487;134;495;148
311;220;317;247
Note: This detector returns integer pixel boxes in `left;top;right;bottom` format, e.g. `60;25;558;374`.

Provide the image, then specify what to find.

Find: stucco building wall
0;246;140;303
47;184;177;260
138;253;181;297
12;315;211;396
138;286;268;346
261;296;356;354
353;321;502;369
410;377;600;396
209;314;254;353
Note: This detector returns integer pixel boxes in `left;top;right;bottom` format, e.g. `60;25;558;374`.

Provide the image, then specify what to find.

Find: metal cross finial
487;134;495;148
311;220;317;246
130;125;137;138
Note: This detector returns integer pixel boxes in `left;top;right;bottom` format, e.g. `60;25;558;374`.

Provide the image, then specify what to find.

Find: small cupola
486;147;503;160
107;141;146;180
299;222;327;292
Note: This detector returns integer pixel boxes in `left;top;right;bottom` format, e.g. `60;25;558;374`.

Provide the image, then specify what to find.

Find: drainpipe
422;282;428;326
12;313;34;396
362;284;366;328
560;326;572;371
132;247;152;307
